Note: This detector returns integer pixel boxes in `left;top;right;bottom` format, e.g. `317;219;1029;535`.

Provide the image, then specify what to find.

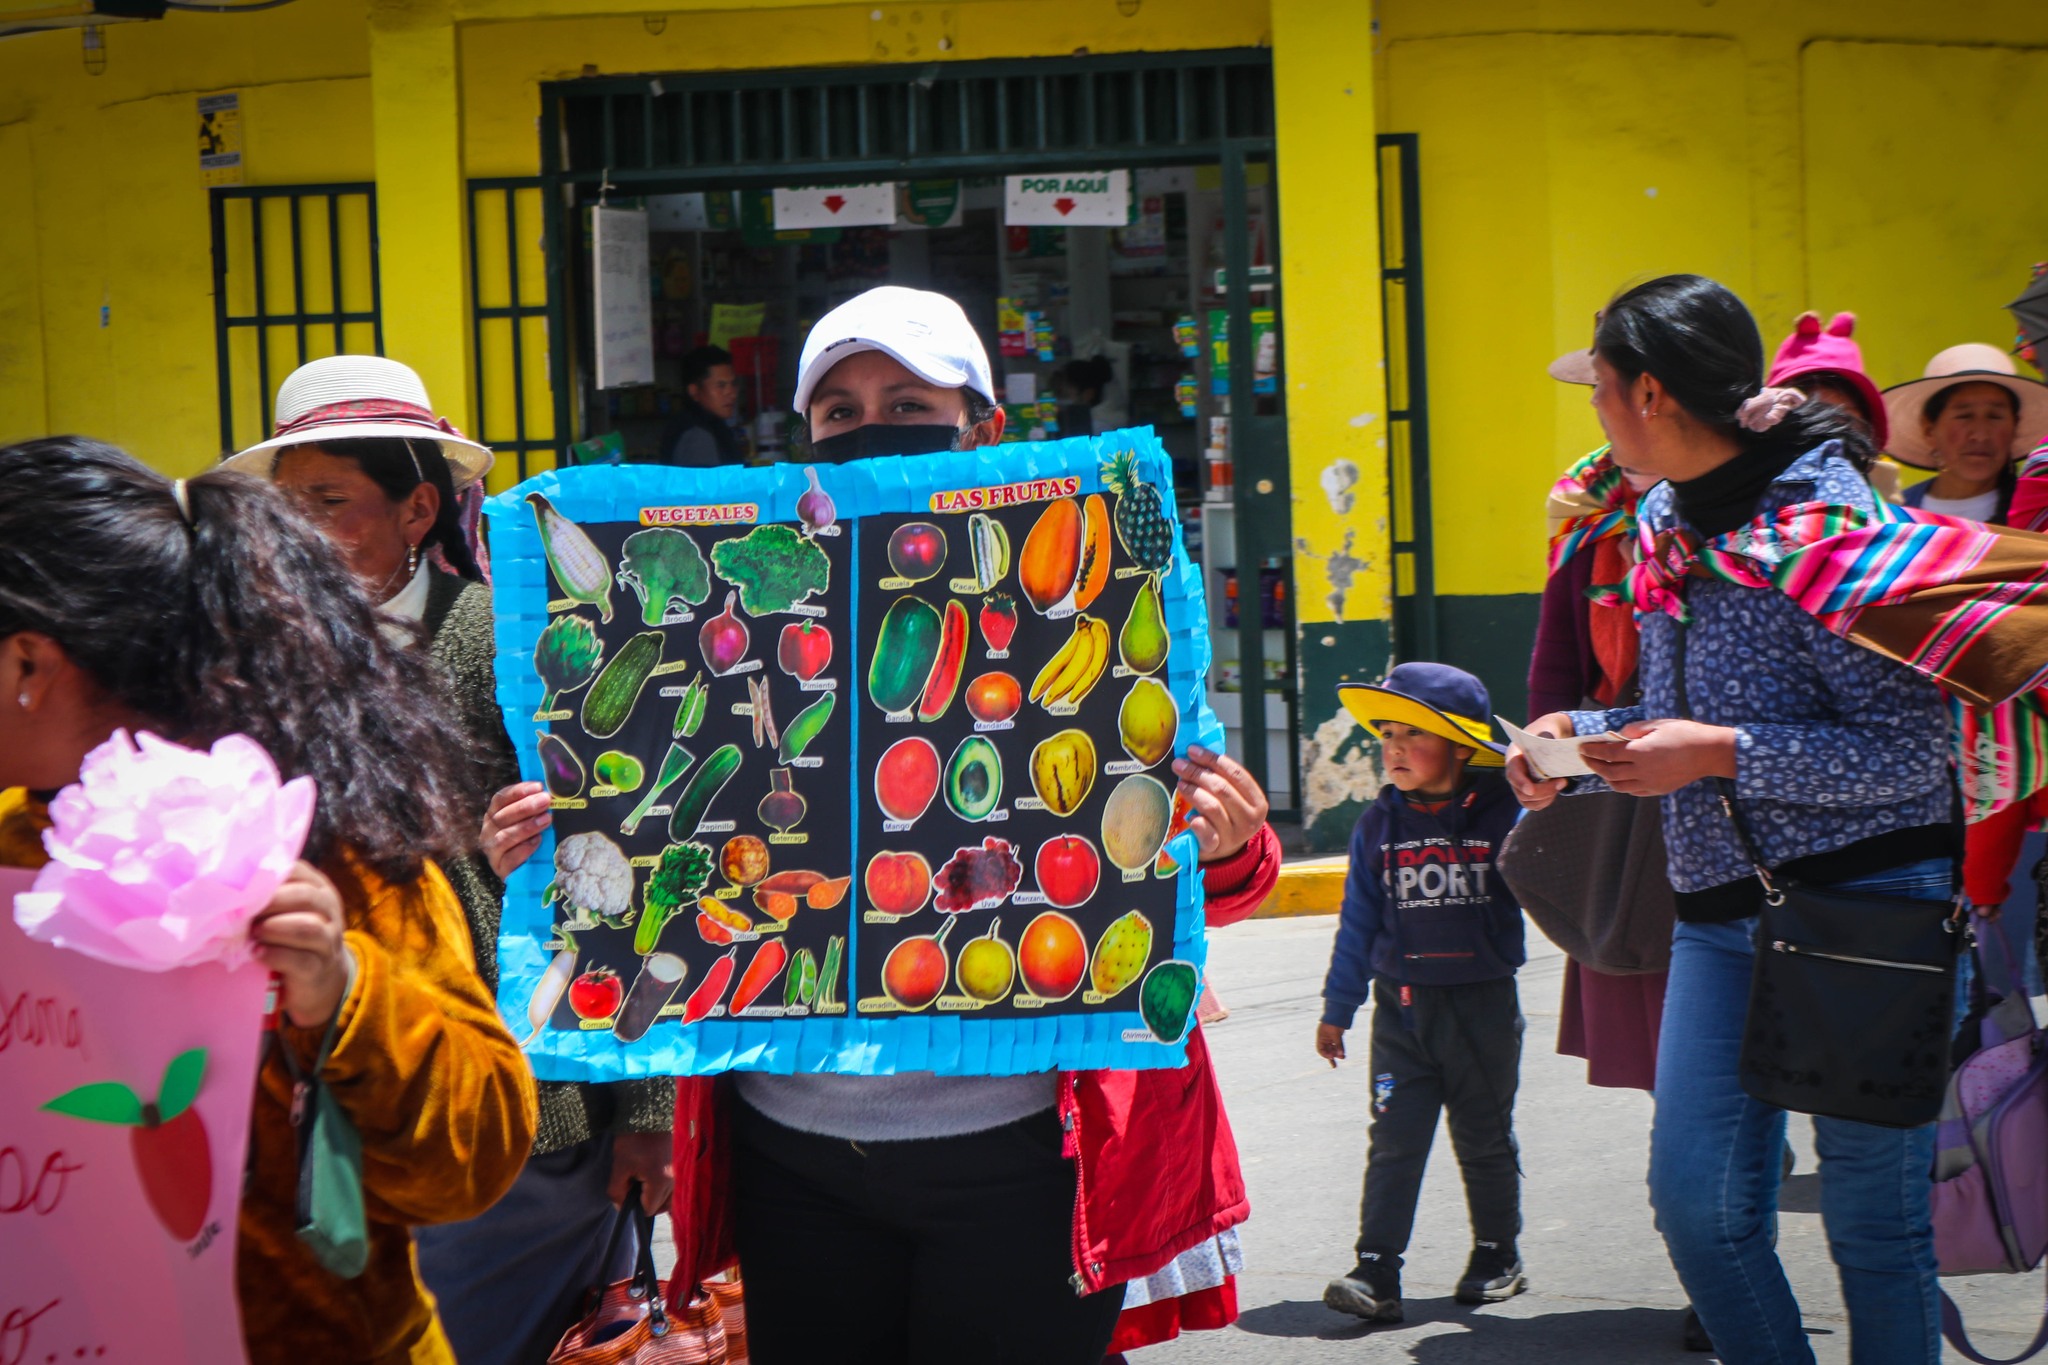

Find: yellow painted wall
0;0;369;472
1805;40;2048;394
1385;31;1752;597
1378;0;2048;602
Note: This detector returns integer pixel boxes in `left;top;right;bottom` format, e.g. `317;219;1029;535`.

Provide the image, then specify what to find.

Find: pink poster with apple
0;868;268;1364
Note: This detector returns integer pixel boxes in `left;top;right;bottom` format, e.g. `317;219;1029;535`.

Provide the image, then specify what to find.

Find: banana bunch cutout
1030;614;1112;708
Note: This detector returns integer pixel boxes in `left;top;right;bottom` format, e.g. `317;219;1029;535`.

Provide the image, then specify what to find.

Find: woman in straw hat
232;355;677;1365
1883;342;2048;524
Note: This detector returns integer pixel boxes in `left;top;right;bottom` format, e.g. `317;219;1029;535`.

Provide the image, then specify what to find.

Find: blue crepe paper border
486;430;1221;1078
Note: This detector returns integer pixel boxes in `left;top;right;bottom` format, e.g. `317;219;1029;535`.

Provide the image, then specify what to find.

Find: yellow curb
1253;863;1345;918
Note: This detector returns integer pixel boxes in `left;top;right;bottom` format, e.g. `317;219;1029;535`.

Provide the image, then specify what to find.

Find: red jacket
667;824;1281;1304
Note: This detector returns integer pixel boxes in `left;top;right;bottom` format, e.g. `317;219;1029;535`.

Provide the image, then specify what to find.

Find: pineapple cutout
1100;449;1175;570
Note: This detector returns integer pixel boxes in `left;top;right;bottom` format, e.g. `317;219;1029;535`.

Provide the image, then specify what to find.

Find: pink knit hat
1765;311;1889;449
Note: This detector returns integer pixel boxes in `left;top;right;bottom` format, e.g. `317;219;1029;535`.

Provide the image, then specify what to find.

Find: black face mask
807;422;962;464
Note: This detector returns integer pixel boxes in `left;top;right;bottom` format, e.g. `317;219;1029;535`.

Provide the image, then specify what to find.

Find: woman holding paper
0;436;537;1364
1507;276;1954;1365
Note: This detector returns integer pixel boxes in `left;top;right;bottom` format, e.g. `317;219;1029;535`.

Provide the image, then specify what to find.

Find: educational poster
488;430;1220;1079
0;869;264;1364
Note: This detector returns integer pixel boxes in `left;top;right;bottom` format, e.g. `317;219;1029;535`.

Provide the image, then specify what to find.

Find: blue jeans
1649;858;1949;1365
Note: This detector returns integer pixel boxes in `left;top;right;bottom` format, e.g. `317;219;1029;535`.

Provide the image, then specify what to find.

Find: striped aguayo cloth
1591;499;2048;820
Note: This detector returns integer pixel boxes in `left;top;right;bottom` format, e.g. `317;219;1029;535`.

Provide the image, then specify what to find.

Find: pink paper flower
13;730;316;972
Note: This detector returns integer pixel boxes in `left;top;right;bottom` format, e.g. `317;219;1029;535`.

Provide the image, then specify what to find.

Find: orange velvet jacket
0;789;538;1365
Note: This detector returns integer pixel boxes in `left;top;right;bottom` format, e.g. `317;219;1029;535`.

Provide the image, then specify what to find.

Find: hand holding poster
489;429;1218;1079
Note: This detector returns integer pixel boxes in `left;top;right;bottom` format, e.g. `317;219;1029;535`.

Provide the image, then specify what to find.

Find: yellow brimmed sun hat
1338;662;1507;768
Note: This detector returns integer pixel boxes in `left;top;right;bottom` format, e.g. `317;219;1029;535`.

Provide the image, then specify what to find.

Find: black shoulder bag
1673;619;1965;1128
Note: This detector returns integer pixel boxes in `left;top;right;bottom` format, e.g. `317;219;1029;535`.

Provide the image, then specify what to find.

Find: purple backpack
1933;923;2048;1363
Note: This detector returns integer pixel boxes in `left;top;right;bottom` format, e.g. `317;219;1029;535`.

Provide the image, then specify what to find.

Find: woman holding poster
0;437;537;1364
663;287;1283;1364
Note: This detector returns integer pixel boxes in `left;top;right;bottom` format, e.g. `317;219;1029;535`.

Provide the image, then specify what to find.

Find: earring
16;692;28;709
406;544;420;576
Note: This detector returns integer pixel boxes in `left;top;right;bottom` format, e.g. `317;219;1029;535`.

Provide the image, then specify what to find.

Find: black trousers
1355;975;1523;1260
732;1098;1127;1364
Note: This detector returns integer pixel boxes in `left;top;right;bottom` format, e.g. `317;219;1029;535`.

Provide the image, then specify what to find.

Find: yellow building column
368;0;472;432
1271;0;1392;848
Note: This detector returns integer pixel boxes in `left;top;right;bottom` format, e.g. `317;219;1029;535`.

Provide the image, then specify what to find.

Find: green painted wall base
1296;617;1393;852
1433;593;1542;732
1290;596;1540;854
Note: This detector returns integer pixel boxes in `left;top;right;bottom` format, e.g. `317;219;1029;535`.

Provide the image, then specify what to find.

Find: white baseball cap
792;286;995;416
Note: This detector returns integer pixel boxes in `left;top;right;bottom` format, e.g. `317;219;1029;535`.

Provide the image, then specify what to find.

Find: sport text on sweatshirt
1320;771;1525;1028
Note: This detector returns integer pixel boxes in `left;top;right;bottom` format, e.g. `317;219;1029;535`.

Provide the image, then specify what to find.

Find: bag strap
1668;613;1779;900
1943;1282;2048;1365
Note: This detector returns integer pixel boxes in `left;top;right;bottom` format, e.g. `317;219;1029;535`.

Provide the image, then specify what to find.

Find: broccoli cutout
617;528;711;626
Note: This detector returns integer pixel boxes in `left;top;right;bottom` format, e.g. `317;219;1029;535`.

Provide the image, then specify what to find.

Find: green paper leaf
157;1048;207;1121
42;1081;144;1126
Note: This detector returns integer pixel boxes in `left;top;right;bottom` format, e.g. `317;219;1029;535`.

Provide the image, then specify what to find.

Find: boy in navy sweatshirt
1317;662;1527;1324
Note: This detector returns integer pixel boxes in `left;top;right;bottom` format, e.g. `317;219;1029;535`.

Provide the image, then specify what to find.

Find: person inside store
668;283;1283;1365
1885;342;2048;523
656;343;744;466
1509;275;1957;1364
234;355;677;1365
0;435;538;1364
1054;354;1128;437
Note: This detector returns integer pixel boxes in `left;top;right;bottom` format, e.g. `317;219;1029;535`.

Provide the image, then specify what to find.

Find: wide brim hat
1880;343;2048;470
1338;679;1507;768
1548;306;1605;386
224;355;494;487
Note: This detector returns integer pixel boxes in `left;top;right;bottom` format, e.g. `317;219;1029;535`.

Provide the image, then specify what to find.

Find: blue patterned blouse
1566;443;1952;895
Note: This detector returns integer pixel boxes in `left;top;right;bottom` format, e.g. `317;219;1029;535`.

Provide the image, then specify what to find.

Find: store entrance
536;52;1298;812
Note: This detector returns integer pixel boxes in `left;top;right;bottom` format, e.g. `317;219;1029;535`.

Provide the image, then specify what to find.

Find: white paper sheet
1496;715;1626;781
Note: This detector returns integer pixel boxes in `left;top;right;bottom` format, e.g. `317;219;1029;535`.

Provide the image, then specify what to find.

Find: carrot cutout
44;1048;211;1242
729;940;790;1015
681;948;739;1024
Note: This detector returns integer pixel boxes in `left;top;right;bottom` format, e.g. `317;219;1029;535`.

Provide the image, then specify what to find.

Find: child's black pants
1355;974;1523;1260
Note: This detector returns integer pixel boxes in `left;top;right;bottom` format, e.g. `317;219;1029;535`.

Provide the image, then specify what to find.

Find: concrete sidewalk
1143;917;2044;1363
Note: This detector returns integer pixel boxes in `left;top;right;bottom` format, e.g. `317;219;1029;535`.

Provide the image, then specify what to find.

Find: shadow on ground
1235;1300;1705;1356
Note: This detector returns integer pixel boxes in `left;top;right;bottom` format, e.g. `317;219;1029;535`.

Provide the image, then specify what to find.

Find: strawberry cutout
44;1048;212;1242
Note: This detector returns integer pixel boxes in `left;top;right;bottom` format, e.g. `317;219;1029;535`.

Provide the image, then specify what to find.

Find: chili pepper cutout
681;948;738;1024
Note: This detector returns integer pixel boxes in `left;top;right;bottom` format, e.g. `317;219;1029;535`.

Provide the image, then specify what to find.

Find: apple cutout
44;1048;213;1242
778;620;833;682
1035;835;1102;909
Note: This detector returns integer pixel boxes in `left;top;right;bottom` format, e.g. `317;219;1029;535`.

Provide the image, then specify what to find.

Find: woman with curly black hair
0;435;537;1364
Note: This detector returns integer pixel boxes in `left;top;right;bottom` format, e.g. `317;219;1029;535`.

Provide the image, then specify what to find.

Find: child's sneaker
1323;1251;1403;1323
1453;1241;1526;1304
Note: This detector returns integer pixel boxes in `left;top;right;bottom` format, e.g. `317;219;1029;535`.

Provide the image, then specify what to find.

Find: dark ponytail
0;437;484;881
318;436;483;580
1596;274;1877;473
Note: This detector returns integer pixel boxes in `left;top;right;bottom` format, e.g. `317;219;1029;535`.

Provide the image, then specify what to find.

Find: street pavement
649;913;2043;1361
1143;916;2045;1363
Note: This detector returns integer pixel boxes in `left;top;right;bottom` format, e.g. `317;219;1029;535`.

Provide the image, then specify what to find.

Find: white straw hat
225;355;494;487
1879;343;2048;470
792;286;995;415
